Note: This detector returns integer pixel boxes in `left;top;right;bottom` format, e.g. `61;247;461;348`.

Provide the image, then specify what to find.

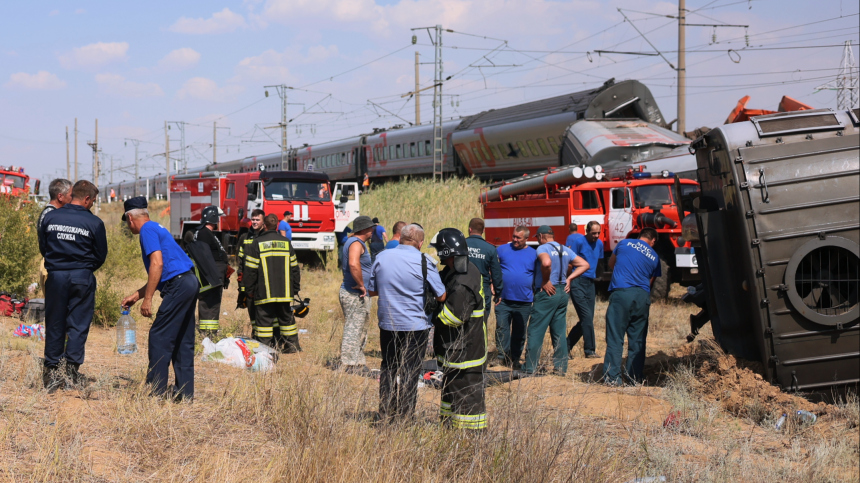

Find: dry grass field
0;178;856;482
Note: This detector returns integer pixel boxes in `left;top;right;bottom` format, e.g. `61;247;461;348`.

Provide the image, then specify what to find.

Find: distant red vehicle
0;166;34;199
169;169;360;253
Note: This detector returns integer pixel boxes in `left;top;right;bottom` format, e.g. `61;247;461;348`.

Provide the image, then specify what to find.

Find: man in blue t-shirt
566;221;604;359
494;226;537;368
369;217;387;262
384;221;406;250
522;226;589;376
121;197;199;401
603;228;662;385
278;210;292;241
565;222;583;250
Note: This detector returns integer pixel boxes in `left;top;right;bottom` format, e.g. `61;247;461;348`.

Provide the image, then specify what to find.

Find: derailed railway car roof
455;78;665;131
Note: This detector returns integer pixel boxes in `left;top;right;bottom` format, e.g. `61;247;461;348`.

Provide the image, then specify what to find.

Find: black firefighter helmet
201;205;225;225
430;228;470;273
292;296;310;318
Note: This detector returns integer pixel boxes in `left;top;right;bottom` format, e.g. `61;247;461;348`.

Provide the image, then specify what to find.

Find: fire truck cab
170;170;360;253
481;167;699;298
0;166;33;198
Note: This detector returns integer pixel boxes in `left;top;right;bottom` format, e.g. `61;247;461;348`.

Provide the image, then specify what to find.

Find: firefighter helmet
431;228;468;258
201;205;225;225
292;296;310;318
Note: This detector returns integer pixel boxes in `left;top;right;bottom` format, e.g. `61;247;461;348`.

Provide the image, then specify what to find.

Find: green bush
0;198;40;294
93;279;122;327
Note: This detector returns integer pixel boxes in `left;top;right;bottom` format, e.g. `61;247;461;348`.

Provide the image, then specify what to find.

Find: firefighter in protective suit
237;209;265;327
243;214;302;352
431;228;487;430
194;206;228;336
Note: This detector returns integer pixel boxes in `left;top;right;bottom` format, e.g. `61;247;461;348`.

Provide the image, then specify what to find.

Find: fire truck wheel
651;257;671;301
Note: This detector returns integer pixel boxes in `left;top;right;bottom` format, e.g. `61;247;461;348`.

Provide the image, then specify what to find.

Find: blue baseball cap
122;196;148;221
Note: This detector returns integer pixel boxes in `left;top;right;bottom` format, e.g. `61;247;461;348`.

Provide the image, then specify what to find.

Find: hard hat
201;205;225;225
292;297;310;318
431;228;470;273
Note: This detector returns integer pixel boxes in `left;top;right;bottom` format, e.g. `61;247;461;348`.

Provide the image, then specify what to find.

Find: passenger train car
103;78;688;201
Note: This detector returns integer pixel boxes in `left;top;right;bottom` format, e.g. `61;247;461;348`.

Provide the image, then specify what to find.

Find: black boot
65;362;89;390
42;365;63;393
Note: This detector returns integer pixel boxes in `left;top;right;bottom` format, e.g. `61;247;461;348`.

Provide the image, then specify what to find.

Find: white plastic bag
201;337;276;372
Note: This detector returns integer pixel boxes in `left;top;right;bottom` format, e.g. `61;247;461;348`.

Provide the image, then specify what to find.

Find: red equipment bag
0;293;13;317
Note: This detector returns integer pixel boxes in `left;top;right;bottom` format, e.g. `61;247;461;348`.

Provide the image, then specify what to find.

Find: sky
1;0;858;186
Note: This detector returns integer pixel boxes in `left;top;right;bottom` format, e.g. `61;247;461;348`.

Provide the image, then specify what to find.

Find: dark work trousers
603;287;651;385
148;271;198;399
493;300;531;366
198;261;226;332
44;269;96;367
566;277;597;355
523;286;569;374
247;301;257;328
369;241;384;263
441;368;487;430
255;302;300;352
379;328;429;422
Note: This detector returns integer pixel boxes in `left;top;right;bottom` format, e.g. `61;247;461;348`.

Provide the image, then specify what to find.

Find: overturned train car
689;108;859;392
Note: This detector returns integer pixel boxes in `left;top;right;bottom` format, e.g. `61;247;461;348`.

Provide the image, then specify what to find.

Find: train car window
388;145;394;160
471;147;483;162
536;138;550;155
547;136;560;154
480;145;493;162
516;141;529;158
425;140;431;155
489;145;502;160
410;142;416;157
443;138;448;153
417;141;424;156
395;145;402;159
498;144;511;158
341;153;346;166
526;140;540;157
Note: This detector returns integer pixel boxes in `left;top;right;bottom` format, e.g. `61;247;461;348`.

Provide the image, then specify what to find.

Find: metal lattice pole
432;25;444;181
815;41;859;110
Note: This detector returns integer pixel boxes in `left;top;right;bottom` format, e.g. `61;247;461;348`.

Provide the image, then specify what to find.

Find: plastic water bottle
116;310;137;354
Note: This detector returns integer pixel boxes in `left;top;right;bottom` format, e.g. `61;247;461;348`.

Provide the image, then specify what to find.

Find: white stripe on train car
484;216;565;228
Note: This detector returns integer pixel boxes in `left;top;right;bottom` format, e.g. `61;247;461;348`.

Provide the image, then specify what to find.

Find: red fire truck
0;166;35;198
169;169;360;253
480;166;699;298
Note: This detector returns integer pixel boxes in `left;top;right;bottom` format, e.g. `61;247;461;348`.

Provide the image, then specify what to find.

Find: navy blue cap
122;196;148;221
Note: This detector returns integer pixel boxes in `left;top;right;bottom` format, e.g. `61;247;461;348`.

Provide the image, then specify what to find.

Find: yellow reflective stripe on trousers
280;324;298;336
253;326;274;336
254;296;293;305
440;401;452;417
452;413;487;430
439;304;463;327
199;321;219;330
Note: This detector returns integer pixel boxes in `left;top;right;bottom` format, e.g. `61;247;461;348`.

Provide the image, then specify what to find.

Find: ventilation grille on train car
752;109;844;137
794;246;859;317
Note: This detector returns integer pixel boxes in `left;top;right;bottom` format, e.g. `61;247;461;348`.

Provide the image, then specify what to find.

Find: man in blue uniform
566;221;604;358
522;226;588;376
121;197;199;401
39;180;107;391
494;226;536;368
565;222;582;249
369;217;387;261
384;221;406;250
37;178;73;291
603;228;662;385
465;218;503;326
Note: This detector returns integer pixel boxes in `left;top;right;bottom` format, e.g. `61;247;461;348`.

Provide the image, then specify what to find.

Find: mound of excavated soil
676;339;829;420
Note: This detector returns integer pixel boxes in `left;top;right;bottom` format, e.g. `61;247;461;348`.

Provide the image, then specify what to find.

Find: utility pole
126;139;140;196
109;156;113;184
264;85;293;169
415;51;421;125
74;118;78;182
165;121;170;205
677;0;686;134
65;126;70;180
213;122;217;165
816;41;859;110
87;119;99;213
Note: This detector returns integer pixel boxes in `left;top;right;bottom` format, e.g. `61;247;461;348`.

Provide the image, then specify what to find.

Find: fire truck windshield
1;174;26;189
632;185;672;208
264;180;331;202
